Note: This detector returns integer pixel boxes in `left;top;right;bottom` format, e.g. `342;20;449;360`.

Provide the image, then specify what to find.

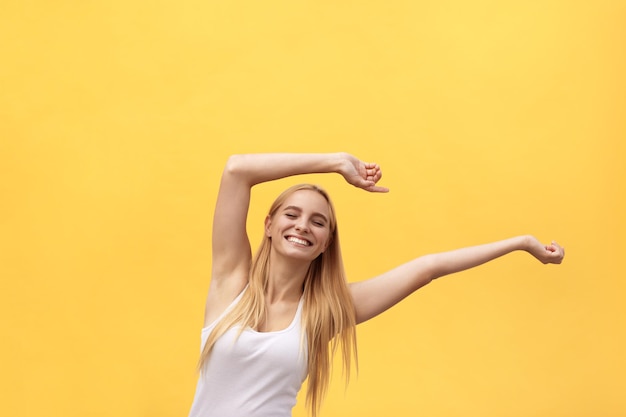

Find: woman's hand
525;235;565;264
339;153;389;193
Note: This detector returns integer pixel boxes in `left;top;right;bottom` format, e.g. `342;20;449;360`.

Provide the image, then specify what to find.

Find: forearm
424;235;532;281
225;153;345;186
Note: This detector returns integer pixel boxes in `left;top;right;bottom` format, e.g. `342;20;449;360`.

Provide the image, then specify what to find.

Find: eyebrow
282;205;329;223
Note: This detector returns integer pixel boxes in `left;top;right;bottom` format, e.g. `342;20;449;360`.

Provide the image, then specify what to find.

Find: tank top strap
203;285;248;331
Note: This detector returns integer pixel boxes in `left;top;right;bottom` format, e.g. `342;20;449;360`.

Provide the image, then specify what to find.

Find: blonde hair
198;184;358;417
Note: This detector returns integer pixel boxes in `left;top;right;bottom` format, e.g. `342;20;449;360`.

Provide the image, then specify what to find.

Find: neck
265;250;311;304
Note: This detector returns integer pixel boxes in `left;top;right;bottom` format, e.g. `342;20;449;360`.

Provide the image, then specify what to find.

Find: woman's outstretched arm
350;235;565;324
206;153;386;326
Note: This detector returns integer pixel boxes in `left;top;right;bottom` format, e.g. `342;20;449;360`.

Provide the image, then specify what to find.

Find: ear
264;215;272;238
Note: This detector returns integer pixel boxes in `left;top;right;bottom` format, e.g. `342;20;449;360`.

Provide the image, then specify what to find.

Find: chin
281;248;321;263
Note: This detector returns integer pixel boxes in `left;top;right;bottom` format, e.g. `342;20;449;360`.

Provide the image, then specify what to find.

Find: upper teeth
287;236;310;246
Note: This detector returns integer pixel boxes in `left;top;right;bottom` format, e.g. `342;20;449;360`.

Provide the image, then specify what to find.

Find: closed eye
312;212;329;226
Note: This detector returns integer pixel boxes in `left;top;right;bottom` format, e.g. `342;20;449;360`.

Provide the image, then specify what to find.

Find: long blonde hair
198;184;358;417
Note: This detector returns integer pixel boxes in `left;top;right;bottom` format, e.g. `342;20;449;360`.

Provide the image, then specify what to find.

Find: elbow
417;254;439;283
404;256;436;293
223;154;254;184
224;154;246;176
419;252;459;282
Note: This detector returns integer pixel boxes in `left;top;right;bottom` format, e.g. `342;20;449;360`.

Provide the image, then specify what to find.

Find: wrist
331;152;351;175
519;235;534;252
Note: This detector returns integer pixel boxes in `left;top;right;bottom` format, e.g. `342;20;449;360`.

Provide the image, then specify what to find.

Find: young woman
187;152;565;417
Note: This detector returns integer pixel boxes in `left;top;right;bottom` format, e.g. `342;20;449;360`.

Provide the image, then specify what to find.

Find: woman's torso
188;288;308;417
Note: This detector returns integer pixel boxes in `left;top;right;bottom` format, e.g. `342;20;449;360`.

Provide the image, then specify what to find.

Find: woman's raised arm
205;153;387;325
350;235;565;324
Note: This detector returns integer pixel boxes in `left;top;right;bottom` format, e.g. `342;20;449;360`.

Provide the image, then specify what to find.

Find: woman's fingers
364;166;387;192
365;164;383;181
368;184;390;193
345;158;388;192
544;241;565;264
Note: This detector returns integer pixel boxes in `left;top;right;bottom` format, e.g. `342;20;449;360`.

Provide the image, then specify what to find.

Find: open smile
285;235;313;247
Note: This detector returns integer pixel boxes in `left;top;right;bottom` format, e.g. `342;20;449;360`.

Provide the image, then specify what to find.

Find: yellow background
2;1;624;416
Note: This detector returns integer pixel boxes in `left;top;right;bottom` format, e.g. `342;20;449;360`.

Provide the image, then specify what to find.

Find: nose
295;221;309;233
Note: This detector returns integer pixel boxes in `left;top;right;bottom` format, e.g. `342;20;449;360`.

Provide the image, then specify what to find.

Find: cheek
321;232;332;249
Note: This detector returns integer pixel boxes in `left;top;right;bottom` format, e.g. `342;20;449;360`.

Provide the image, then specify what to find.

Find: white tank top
188;288;308;417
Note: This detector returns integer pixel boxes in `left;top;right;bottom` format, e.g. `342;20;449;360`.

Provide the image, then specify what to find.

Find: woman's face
265;189;332;262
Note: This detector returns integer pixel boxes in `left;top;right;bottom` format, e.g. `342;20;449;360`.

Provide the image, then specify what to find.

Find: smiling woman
266;188;333;261
187;152;564;417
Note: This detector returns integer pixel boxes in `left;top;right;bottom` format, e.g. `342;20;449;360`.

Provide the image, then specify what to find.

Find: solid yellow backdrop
1;1;624;416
